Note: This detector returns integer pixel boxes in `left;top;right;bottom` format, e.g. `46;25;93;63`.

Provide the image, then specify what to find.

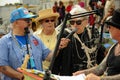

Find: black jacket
52;27;106;76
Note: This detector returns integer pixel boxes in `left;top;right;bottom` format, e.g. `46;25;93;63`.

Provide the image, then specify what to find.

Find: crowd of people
0;0;120;80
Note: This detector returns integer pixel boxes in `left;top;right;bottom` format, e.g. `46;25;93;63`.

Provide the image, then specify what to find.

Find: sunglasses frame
69;19;82;25
45;19;55;23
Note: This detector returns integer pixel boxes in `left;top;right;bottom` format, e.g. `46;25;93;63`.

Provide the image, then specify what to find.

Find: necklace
12;33;32;55
74;39;86;60
40;31;57;51
74;36;97;68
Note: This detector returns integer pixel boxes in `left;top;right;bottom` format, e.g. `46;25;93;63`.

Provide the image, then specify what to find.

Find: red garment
101;0;106;5
78;2;85;8
89;14;95;26
66;5;72;12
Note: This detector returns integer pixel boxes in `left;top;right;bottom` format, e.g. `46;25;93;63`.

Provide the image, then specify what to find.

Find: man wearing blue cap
0;7;70;80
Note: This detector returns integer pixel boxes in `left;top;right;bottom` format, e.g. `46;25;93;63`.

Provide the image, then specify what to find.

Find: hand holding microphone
59;28;78;49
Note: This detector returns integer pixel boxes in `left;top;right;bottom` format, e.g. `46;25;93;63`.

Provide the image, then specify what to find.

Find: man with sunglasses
0;7;69;80
52;5;106;76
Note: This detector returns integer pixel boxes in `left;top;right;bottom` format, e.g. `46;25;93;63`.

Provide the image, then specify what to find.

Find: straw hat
35;9;59;22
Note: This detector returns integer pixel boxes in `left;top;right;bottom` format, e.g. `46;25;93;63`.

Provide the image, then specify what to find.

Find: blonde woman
34;9;59;70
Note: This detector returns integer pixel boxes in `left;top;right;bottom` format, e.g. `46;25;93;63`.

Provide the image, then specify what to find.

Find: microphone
66;28;78;39
24;27;30;34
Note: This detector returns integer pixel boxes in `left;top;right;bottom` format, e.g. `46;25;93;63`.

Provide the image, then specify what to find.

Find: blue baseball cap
10;7;36;23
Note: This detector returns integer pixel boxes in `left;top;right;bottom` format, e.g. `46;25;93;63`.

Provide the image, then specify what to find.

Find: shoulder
34;27;42;35
0;33;12;42
31;34;41;42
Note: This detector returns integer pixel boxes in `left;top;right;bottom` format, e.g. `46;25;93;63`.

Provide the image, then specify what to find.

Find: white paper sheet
54;74;86;80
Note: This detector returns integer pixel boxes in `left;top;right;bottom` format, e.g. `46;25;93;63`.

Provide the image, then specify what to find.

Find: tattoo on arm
2;67;7;71
0;66;7;72
84;55;108;76
101;74;120;80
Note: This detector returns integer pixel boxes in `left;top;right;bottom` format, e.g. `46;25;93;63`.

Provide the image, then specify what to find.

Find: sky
0;0;20;6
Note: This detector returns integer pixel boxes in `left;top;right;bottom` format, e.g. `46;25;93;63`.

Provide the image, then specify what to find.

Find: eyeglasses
45;19;55;23
69;20;82;25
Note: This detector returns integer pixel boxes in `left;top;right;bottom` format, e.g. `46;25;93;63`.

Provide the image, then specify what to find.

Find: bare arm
74;53;120;80
84;52;109;76
73;51;109;76
74;44;120;80
85;59;106;76
0;66;24;80
101;74;120;80
85;73;120;80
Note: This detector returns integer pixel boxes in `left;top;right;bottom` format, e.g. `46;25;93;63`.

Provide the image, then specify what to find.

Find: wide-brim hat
105;8;120;29
35;9;59;22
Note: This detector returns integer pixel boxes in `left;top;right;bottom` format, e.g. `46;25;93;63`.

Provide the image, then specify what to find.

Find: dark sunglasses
69;20;82;25
45;19;55;23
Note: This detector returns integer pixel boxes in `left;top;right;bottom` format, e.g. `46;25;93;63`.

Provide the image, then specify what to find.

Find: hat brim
105;19;120;29
22;14;37;19
35;13;59;22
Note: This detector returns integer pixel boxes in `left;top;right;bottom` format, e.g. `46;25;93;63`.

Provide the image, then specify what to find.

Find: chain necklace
40;31;57;51
12;33;32;56
74;36;97;67
74;38;86;60
12;33;37;69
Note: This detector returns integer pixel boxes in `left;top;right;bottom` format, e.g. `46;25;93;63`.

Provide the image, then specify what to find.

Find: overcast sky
0;0;20;6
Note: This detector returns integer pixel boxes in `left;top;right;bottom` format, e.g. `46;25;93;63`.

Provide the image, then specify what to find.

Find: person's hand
73;70;85;76
59;38;70;49
17;72;24;80
85;73;100;80
19;74;24;80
